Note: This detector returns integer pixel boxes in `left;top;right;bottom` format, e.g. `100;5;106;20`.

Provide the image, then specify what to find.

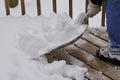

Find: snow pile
18;13;87;58
0;13;87;80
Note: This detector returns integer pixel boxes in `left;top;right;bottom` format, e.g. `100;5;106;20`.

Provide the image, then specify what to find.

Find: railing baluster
85;0;89;13
85;0;89;24
36;0;41;16
20;0;25;15
101;5;105;26
5;0;10;16
3;0;105;26
69;0;72;18
53;0;57;13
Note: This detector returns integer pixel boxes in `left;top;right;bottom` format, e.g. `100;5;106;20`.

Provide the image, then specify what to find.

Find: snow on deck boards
46;28;120;80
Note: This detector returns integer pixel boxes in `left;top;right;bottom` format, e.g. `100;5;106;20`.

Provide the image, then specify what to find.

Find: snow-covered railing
5;0;105;26
5;0;73;17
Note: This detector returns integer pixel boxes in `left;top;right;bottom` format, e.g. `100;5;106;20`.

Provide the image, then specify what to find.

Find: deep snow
0;13;87;80
0;0;91;80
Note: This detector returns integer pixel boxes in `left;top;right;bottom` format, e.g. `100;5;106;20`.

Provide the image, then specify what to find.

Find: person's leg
106;0;120;49
96;0;120;65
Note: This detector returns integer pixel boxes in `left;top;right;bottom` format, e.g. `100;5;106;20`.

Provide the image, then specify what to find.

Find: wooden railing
5;0;105;26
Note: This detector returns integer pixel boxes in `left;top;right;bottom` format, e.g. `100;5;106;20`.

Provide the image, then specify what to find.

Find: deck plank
84;64;111;80
79;29;120;67
89;28;109;42
81;33;108;48
64;45;120;80
48;48;111;80
46;28;120;80
74;38;98;56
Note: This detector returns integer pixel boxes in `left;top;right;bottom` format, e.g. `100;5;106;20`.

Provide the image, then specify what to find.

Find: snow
0;13;87;80
11;13;87;58
0;0;89;80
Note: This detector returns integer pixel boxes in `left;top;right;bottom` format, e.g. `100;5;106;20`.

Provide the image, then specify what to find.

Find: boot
96;47;120;65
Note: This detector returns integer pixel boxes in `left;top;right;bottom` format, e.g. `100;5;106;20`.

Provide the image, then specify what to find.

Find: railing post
101;5;105;26
85;0;89;24
36;0;41;16
5;0;10;16
53;0;57;13
20;0;25;15
69;0;73;18
85;0;89;13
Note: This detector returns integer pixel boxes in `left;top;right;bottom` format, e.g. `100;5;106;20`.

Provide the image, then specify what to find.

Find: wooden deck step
46;28;120;80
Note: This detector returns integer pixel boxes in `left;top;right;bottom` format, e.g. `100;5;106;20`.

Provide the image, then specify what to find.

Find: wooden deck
46;28;120;80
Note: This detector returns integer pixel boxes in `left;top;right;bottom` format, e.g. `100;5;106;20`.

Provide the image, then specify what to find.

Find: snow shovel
49;13;89;53
31;13;89;60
